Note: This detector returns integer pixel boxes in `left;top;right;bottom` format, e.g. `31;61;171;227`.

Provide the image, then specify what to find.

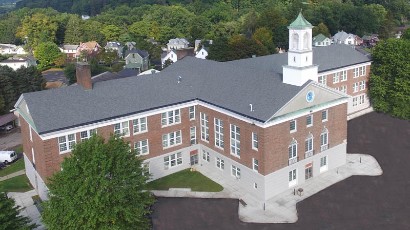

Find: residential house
16;13;371;203
161;48;195;67
167;38;189;51
362;34;379;47
125;42;136;51
124;49;150;72
76;41;101;60
0;57;37;70
0;44;27;55
313;34;332;46
105;42;123;58
60;45;79;59
195;46;208;59
332;31;358;45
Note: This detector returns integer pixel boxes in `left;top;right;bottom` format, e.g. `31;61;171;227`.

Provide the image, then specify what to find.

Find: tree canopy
41;135;155;230
0;192;37;230
34;42;64;69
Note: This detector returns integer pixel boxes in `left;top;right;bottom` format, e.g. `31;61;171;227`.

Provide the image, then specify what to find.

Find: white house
60;45;79;59
313;34;332;47
167;38;189;51
0;57;37;70
195;47;208;59
0;44;27;55
161;50;177;67
332;31;356;45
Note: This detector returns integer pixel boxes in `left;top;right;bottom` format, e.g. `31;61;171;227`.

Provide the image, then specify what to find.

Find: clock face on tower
306;90;315;103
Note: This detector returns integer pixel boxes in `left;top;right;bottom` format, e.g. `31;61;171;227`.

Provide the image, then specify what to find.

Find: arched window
305;133;313;156
292;33;299;50
288;139;298;165
303;32;309;50
320;128;329;151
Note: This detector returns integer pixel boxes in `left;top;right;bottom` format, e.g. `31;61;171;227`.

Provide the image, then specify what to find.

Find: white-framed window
58;134;76;153
29;126;32;142
252;158;259;172
80;129;97;141
341;70;347;81
230;124;240;157
214;118;224;148
134;139;149;155
216;157;224;170
320;128;329;151
320;156;328;172
142;162;150;175
190;126;197;145
353;96;358;107
252;132;258;150
161;109;180;126
231;165;241;178
305;133;313;158
189;106;195;120
200;113;209;142
289;168;297;187
318;75;327;85
359;80;366;91
333;72;340;83
164;152;182;169
353;82;359;93
133;117;147;134
202;150;210;162
162;130;182;148
114;121;129;136
359;95;365;105
354;67;360;78
340;85;347;93
360;66;366;76
288;139;297;165
306;115;313;127
290;120;297;133
322;110;328;122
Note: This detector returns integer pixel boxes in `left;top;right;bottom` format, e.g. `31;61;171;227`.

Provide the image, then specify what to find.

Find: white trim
318;62;371;76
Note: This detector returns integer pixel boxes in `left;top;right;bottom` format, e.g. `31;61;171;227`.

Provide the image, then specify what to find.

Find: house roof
0;113;16;127
125;49;149;58
313;34;329;43
168;38;189;46
288;12;312;29
20;44;368;135
81;41;100;49
332;31;355;42
63;45;79;50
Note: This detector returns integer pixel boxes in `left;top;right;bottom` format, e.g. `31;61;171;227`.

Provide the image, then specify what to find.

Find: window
320;156;328;172
360;66;366;76
289;169;297;186
322;110;328;122
320;128;329;151
333;72;340;83
340;85;347;93
161;109;180;126
341;70;347;81
290;120;297;132
29;127;32;142
305;133;313;158
353;96;358;107
359;81;366;91
200;113;209;142
254;183;258;189
164;152;182;169
162;130;182;148
306;115;313;127
114;121;129;136
135;139;149;155
252;158;259;172
80;129;97;141
318;75;327;85
359;95;365;105
142;162;150;175
189;106;195;120
58;134;76;153
231;165;241;178
190;126;197;145
252;132;258;150
133;117;147;134
214;118;224;148
288;139;297;165
230;124;240;157
354;68;359;78
216;157;224;170
353;82;359;93
202;150;210;162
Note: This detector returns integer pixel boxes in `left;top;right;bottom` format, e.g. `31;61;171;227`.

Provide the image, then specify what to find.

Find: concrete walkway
7;190;45;230
151;153;382;224
0;169;26;181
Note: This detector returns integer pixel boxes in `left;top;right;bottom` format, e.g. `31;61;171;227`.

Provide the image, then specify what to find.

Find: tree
252;27;275;53
64;14;84;44
34;42;64;69
15;66;46;94
163;59;174;69
64;63;76;85
101;24;122;42
369;39;410;119
402;28;410;40
312;22;330;37
0;66;17;114
0;192;37;230
41;135;155;230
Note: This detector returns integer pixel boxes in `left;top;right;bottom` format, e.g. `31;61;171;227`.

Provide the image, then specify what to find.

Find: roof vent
177;76;182;83
249;104;254;112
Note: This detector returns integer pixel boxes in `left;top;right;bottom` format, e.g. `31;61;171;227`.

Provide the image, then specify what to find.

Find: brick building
15;13;370;201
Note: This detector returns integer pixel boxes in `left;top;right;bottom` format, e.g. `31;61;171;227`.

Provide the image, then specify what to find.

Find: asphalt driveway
151;112;410;230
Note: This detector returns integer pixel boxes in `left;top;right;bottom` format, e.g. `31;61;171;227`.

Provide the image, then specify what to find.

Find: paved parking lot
151;112;410;230
0;128;21;150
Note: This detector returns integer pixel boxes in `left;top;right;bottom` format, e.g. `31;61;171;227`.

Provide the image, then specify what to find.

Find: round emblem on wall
306;90;315;103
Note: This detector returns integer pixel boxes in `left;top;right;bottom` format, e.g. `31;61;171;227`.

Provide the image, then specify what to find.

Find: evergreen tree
64;15;83;44
0;192;37;230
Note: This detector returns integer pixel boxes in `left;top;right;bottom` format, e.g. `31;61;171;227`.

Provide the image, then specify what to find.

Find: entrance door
190;154;198;165
305;163;313;180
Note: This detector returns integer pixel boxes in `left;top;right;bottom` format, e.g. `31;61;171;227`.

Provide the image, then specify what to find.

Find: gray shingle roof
125;49;149;58
22;44;368;134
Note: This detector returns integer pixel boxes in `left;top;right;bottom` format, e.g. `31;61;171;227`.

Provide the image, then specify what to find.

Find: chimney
76;62;92;90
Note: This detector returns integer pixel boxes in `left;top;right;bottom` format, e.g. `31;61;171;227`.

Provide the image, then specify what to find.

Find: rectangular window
359;95;365;104
216;157;224;170
340;85;347;93
214;118;224;148
318;75;327;85
58;134;76;153
354;68;359;78
164;152;182;169
322;110;328;122
320;131;329;151
359;81;366;91
353;96;358;107
189;106;195;120
353;82;359;93
253;158;259;172
360;66;366;76
252;132;258;150
133;117;147;134
333;72;340;83
320;156;328;173
200;113;209;142
202;150;210;162
230;124;240;157
288;142;297;162
305;136;313;158
161;109;180;126
162;130;182;148
114;121;129;136
290;120;297;132
134;139;149;155
341;70;347;81
306;115;313;127
288;169;297;186
231;165;241;178
80;129;97;141
190;126;197;145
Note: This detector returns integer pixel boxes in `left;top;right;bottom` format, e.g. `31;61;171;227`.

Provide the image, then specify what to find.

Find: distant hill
0;0;19;4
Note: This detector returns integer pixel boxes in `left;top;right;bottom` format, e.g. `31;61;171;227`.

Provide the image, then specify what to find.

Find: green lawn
146;169;223;192
0;175;32;193
0;158;25;177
